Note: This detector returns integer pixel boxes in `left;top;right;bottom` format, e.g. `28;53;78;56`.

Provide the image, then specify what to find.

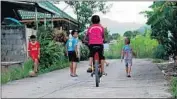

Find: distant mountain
137;25;151;33
100;17;144;35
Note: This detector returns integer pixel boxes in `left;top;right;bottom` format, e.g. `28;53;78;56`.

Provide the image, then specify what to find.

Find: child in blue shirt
121;37;136;78
66;30;79;77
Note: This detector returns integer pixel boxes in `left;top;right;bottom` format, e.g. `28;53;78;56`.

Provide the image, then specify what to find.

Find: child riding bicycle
84;15;105;76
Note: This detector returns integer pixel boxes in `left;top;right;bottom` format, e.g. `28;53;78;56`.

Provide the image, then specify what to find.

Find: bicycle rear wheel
95;60;100;87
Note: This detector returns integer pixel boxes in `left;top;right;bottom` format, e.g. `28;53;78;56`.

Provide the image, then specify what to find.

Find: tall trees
142;1;177;61
123;31;133;38
65;1;111;31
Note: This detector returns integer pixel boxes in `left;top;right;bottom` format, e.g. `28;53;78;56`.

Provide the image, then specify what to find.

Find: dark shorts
88;45;92;57
102;56;105;60
89;44;104;60
68;51;78;62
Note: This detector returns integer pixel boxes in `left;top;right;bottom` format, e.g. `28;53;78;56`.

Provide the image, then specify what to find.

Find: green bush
153;44;168;60
37;26;68;70
1;59;33;84
105;34;158;59
23;59;33;76
80;44;89;61
171;77;177;98
104;43;122;59
1;72;10;84
131;35;158;58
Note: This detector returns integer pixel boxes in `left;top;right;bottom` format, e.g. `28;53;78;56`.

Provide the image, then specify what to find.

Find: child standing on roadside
28;35;40;75
66;30;79;77
121;37;135;78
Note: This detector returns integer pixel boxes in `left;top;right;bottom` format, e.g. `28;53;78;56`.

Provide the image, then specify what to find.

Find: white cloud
54;2;77;19
55;1;153;24
95;1;153;24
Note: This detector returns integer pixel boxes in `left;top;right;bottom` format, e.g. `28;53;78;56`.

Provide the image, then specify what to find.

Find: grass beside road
1;59;69;84
170;77;177;98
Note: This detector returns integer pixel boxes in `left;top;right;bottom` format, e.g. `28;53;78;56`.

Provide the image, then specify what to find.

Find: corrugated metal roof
18;10;52;19
2;1;55;14
18;1;77;23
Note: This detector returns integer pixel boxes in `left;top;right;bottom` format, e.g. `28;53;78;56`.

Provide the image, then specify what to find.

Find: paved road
1;59;172;98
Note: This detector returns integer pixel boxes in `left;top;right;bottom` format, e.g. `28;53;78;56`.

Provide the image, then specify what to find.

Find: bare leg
101;59;104;73
89;57;93;66
34;59;38;73
128;66;131;77
104;60;107;64
126;66;128;76
105;60;109;66
72;62;77;76
70;62;73;75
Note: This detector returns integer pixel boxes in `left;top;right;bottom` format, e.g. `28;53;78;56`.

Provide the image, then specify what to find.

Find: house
1;1;78;31
1;1;78;69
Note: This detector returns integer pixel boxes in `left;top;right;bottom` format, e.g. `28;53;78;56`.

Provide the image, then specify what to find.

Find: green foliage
1;59;33;84
23;59;33;76
143;1;177;60
80;44;89;61
53;29;68;43
123;30;142;38
123;31;133;38
104;43;122;59
104;27;110;42
1;26;70;84
171;77;177;98
131;35;158;58
1;72;10;84
65;1;111;31
1;58;69;84
153;44;167;59
37;26;67;70
105;34;158;59
112;33;120;40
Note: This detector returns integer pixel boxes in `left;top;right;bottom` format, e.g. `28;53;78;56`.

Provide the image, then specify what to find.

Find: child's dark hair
30;35;36;39
71;30;78;36
91;15;100;24
126;37;130;44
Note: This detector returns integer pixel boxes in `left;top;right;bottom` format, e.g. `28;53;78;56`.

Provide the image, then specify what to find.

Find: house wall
26;28;37;40
1;25;27;63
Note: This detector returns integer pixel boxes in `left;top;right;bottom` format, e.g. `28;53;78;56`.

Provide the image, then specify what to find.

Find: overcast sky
55;1;153;24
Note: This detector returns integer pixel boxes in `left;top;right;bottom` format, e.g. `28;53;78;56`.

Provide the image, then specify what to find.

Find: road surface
1;59;172;98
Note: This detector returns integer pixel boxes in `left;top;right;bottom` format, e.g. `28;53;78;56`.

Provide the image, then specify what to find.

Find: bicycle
90;46;102;87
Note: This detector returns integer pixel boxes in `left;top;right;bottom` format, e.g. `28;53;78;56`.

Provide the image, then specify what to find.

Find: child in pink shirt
84;15;105;77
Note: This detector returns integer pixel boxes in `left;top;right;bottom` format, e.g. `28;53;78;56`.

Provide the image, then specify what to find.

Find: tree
104;27;110;42
132;30;141;38
108;34;113;41
123;31;133;38
142;1;177;62
65;1;111;31
112;33;120;40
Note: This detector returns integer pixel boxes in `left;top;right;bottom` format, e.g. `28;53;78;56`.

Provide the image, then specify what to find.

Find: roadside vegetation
1;59;33;84
171;77;177;98
105;29;158;59
142;1;177;98
1;26;69;84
